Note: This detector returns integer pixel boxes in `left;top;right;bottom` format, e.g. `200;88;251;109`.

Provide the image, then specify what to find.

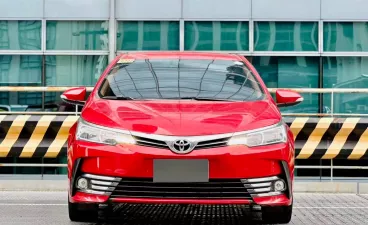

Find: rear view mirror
275;90;303;107
60;87;87;106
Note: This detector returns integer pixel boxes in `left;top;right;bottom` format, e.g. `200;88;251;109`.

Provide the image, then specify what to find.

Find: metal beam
108;0;116;62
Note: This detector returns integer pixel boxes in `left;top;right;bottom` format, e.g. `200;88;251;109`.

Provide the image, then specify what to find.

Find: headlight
76;119;136;145
228;122;287;147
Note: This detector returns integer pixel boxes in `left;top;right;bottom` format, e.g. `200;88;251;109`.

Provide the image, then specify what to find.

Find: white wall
1;0;367;20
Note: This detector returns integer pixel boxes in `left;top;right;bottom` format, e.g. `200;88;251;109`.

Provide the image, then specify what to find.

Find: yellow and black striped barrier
0;115;367;160
284;117;368;160
0;115;78;158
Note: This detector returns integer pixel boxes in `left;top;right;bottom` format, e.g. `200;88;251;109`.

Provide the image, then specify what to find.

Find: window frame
182;19;251;53
44;19;109;55
252;19;320;55
0;18;43;54
116;19;181;52
322;19;368;57
0;18;109;111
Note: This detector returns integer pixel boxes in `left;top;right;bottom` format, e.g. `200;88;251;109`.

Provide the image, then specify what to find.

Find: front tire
68;199;98;222
261;204;292;224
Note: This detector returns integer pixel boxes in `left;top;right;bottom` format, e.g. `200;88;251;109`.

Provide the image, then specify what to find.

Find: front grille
110;178;252;199
133;136;230;151
134;136;169;149
196;137;229;149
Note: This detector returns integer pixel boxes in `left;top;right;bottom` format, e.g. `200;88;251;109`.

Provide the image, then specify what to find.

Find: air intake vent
110;178;252;199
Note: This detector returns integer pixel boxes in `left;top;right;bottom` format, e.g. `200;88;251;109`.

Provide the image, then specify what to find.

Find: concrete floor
0;192;367;224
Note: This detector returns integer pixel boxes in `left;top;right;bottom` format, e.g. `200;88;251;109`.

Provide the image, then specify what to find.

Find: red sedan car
62;52;302;224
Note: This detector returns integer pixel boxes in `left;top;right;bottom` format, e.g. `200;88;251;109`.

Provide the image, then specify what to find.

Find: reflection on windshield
99;59;265;102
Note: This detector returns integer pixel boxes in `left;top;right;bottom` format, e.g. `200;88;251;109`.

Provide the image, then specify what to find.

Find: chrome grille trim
83;174;122;182
131;130;234;151
243;182;272;188
196;140;229;147
133;134;231;151
253;191;282;197
135;139;169;148
90;180;119;186
241;176;279;183
79;189;112;195
131;131;233;144
137;139;168;147
196;143;228;150
247;187;272;193
241;176;285;198
76;173;121;196
90;185;115;191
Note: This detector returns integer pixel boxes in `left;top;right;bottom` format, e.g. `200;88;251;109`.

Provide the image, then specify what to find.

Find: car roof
118;51;244;61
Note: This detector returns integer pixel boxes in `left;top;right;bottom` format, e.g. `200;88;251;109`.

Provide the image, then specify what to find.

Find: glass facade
45;55;108;86
323;57;368;114
184;21;249;51
0;55;43;111
117;21;180;50
1;20;367;114
0;20;108;113
249;56;319;113
1;19;368;176
46;21;109;50
324;22;368;52
0;55;42;85
0;20;41;50
254;22;318;51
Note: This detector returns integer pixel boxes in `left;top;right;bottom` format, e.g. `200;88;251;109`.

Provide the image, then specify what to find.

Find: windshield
98;58;265;101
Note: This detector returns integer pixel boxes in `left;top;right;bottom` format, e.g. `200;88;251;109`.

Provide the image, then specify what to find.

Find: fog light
76;177;88;190
274;180;286;191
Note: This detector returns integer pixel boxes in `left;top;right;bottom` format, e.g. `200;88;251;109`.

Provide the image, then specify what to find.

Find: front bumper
71;173;291;206
68;141;294;206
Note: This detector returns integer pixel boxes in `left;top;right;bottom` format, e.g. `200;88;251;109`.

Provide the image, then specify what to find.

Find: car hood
81;99;281;136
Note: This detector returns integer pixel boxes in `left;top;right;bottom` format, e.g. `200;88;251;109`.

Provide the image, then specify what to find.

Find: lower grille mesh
110;178;252;199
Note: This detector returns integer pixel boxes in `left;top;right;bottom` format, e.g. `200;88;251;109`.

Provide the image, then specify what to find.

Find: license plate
153;159;209;183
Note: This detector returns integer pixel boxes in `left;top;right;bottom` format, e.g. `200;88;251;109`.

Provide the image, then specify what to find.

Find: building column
109;0;116;62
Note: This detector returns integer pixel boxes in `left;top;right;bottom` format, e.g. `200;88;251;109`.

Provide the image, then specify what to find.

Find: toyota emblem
169;139;196;154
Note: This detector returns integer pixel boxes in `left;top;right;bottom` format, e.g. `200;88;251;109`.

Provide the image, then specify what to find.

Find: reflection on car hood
81;99;281;136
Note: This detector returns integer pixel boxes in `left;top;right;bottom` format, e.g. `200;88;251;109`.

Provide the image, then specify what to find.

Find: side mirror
275;89;303;107
60;87;87;106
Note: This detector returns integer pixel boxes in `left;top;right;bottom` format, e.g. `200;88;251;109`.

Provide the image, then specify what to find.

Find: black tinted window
99;59;265;101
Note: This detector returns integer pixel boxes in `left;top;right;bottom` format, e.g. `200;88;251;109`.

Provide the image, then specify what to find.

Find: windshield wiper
101;96;239;101
176;97;240;102
101;96;135;100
